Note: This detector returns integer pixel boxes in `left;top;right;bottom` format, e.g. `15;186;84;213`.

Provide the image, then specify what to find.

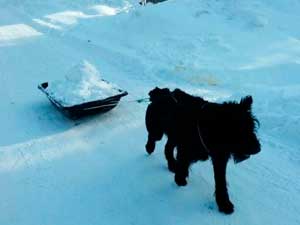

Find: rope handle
82;97;150;110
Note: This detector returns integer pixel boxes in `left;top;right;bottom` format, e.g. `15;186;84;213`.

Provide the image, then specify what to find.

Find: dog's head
223;96;261;163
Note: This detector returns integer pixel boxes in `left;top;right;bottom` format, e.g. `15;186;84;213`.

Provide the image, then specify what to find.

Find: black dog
145;87;261;214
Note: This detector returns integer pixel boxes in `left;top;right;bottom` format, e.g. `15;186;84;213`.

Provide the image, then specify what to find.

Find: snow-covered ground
0;0;299;224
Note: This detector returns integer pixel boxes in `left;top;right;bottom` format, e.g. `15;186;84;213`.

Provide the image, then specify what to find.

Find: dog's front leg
164;139;176;173
212;155;234;214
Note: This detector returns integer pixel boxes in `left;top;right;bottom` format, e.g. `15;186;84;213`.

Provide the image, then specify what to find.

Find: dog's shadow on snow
120;146;222;217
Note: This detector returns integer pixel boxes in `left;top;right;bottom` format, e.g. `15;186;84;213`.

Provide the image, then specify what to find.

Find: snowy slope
0;0;299;224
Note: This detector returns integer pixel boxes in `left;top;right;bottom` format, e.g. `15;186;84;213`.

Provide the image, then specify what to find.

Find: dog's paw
217;200;234;214
145;142;155;154
175;175;187;186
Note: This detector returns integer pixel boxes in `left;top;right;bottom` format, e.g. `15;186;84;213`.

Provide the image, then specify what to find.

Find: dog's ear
240;95;253;111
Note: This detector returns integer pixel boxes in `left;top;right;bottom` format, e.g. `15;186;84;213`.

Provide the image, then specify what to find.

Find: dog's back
173;89;207;110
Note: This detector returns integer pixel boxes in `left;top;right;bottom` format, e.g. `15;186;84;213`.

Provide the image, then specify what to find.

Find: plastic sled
38;82;128;119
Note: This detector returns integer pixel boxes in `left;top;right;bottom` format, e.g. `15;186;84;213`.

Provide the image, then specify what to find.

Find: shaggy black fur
145;87;261;214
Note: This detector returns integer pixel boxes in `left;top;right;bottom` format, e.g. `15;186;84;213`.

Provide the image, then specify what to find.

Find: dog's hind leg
146;135;156;154
145;129;164;154
174;148;190;186
164;139;176;173
212;155;234;214
145;104;163;154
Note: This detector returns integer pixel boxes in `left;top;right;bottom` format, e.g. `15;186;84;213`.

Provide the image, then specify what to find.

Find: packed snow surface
0;0;299;225
46;60;121;107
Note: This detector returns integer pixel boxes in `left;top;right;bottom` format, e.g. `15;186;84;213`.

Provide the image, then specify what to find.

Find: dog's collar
197;102;210;153
170;94;209;153
200;102;208;110
170;93;178;103
197;122;210;153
